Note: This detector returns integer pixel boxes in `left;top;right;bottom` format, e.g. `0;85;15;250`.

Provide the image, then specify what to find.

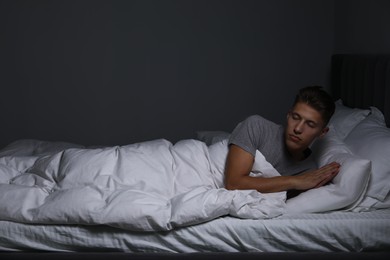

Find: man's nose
294;121;304;134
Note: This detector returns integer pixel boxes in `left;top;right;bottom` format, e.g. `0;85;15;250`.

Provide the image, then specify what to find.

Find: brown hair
294;86;335;126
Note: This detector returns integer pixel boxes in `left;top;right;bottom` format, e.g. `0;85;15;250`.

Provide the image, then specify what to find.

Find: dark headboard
331;54;390;126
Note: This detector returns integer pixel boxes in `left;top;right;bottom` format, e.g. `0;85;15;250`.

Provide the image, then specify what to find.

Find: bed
1;54;390;259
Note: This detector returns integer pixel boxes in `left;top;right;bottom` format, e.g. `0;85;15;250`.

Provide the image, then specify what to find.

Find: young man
224;86;340;194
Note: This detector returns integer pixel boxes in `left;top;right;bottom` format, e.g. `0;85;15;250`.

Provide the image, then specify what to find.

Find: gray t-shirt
228;115;316;176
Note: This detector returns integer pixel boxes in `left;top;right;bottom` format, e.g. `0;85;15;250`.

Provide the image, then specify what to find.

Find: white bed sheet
1;209;389;252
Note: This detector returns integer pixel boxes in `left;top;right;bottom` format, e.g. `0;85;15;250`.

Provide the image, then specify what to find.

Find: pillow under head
285;130;371;213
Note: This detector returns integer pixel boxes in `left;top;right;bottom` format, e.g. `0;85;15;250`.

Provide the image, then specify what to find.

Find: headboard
331;54;390;126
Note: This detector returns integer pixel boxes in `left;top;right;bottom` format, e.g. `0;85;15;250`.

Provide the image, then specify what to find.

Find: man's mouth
289;134;301;142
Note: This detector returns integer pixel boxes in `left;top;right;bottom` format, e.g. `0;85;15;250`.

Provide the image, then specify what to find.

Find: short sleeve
228;115;275;157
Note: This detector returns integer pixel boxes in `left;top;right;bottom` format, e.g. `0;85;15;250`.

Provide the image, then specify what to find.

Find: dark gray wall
335;0;390;54
0;0;334;148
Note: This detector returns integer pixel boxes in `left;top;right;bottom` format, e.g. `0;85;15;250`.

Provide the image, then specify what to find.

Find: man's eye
292;114;300;120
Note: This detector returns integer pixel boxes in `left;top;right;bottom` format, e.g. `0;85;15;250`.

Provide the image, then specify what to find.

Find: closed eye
291;112;318;128
291;113;300;120
307;121;317;128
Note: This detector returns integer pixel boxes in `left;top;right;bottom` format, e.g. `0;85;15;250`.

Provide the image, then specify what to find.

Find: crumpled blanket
0;138;286;231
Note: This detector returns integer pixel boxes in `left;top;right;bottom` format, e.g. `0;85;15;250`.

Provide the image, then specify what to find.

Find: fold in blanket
0;139;286;231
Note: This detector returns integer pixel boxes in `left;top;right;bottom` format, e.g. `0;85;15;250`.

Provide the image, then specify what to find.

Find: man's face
285;102;328;155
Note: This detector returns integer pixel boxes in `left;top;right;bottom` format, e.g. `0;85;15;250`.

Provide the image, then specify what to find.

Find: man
224;86;340;194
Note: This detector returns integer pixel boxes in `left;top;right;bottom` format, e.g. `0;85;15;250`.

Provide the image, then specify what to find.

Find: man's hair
293;86;335;126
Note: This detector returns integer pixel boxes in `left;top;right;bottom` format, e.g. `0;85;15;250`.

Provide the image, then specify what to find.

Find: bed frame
331;54;390;126
2;54;390;259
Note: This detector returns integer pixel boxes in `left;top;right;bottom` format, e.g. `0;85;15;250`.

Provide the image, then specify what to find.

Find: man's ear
286;111;292;119
319;127;329;138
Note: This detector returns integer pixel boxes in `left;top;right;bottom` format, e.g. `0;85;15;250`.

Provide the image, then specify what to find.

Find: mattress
1;208;389;252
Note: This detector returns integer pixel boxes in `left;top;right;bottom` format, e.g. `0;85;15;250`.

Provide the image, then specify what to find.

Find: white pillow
285;131;371;213
329;100;370;140
369;192;390;210
345;107;390;203
197;131;230;146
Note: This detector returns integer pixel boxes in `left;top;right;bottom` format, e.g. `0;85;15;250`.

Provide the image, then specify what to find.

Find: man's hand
292;162;341;190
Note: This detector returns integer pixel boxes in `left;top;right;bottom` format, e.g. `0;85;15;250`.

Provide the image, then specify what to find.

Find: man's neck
287;147;311;161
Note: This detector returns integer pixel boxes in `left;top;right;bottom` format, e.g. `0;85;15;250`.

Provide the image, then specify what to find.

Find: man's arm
224;144;340;193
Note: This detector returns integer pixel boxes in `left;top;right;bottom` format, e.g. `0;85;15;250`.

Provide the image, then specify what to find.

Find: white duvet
0;139;285;231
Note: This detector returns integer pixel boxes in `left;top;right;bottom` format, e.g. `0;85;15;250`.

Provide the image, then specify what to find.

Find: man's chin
286;140;304;154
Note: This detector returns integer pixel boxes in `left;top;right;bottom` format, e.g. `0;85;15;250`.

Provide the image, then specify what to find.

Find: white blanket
0;139;286;231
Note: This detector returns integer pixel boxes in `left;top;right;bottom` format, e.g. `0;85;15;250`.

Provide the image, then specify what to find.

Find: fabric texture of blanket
0;139;286;231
